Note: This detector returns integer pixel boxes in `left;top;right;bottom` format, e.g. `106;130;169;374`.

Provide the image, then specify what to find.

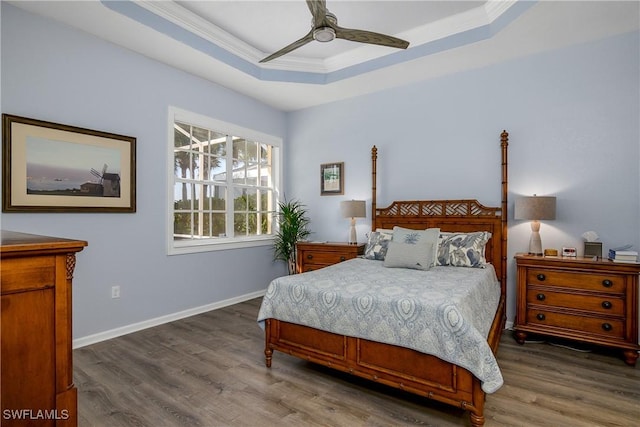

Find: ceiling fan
259;0;410;63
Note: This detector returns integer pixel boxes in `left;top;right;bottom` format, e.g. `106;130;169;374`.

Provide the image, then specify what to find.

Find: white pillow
384;227;440;270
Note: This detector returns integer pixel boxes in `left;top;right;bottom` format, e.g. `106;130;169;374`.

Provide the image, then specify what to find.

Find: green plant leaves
273;199;311;274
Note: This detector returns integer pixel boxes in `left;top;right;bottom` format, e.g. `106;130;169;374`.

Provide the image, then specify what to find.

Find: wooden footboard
265;296;505;427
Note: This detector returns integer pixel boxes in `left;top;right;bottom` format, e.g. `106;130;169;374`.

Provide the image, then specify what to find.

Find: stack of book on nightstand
608;249;639;263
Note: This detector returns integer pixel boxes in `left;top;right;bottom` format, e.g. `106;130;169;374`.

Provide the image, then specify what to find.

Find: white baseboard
74;293;515;349
505;319;514;330
73;290;266;349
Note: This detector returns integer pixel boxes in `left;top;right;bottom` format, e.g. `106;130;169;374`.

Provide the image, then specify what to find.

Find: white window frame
167;107;282;255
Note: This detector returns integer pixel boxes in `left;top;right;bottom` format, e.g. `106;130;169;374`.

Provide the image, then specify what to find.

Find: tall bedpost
500;130;509;301
371;145;378;229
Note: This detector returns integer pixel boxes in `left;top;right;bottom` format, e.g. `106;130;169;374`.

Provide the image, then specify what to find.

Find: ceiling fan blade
259;31;315;63
335;26;409;49
259;0;408;63
306;0;328;27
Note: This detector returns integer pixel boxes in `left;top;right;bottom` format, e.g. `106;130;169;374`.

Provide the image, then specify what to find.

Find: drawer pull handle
602;279;613;288
340;256;346;262
536;274;546;281
307;254;313;260
601;301;612;309
601;323;612;332
536;293;546;301
536;313;546;321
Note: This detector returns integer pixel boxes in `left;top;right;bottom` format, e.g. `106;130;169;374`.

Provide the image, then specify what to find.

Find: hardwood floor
74;298;639;427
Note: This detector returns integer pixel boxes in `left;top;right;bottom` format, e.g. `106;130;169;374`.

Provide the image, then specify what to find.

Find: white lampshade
515;196;556;221
340;200;366;218
340;200;366;244
515;195;556;255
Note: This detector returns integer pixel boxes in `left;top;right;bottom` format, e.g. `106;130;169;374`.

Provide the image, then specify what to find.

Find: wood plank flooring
74;298;639;427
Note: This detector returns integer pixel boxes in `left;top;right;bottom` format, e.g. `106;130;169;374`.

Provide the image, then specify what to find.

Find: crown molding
134;0;518;74
136;0;261;62
324;0;518;72
135;0;327;73
485;0;519;21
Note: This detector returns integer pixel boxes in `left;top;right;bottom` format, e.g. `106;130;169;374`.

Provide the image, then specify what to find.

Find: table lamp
514;195;556;255
340;200;366;244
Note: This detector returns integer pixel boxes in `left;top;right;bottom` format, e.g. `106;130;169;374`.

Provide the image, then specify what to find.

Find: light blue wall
2;3;638;337
1;4;288;341
287;31;640;322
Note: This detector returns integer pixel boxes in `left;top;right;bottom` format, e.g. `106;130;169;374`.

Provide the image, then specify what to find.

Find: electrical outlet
111;285;121;299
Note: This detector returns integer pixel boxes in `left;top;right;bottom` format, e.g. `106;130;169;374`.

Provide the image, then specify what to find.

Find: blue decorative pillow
384;227;440;270
364;230;392;260
437;231;491;267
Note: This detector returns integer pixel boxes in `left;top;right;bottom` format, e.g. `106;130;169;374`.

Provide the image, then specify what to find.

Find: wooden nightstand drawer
526;288;625;316
525;309;625;340
296;242;365;273
302;251;351;266
527;268;626;293
514;253;640;366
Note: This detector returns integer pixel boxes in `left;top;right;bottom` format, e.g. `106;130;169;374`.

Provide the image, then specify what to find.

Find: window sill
168;236;274;255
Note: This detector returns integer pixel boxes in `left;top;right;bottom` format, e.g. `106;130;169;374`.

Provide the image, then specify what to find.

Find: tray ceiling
9;1;639;111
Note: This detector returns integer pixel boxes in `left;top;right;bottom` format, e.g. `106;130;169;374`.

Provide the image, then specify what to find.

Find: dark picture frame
2;114;136;212
320;162;344;196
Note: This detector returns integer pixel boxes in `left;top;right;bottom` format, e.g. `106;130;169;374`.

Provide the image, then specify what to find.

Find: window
168;108;281;254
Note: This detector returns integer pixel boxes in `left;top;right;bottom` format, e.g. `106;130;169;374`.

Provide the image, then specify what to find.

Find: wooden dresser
1;231;87;426
296;242;365;273
514;253;640;366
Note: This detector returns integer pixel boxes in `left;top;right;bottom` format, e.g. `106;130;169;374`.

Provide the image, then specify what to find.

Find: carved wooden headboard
370;131;509;299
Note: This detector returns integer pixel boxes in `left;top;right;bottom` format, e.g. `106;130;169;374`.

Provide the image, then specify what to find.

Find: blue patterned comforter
257;257;503;393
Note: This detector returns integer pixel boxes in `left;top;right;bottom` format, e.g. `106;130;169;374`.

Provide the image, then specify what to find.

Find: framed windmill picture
2;114;136;212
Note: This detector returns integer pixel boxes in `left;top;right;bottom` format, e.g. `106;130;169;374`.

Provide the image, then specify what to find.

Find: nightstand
514;253;640;366
296;242;365;273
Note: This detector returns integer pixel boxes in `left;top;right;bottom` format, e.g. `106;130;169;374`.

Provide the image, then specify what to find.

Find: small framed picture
320;162;344;196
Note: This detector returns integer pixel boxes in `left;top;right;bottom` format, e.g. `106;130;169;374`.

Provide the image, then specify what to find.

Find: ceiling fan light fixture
313;27;336;42
259;1;409;63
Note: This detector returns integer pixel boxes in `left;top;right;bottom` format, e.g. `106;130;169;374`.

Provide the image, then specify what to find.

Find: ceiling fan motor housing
312;11;337;42
313;27;335;42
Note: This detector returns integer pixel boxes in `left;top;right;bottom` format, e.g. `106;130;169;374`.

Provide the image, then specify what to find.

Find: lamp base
348;218;357;245
528;228;543;256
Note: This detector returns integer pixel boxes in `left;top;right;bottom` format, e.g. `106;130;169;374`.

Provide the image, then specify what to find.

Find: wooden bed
264;131;509;427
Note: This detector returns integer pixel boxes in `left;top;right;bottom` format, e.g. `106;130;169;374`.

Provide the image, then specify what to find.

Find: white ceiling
175;0;481;60
9;1;640;112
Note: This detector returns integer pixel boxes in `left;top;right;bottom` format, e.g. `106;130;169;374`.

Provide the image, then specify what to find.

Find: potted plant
273;198;311;274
